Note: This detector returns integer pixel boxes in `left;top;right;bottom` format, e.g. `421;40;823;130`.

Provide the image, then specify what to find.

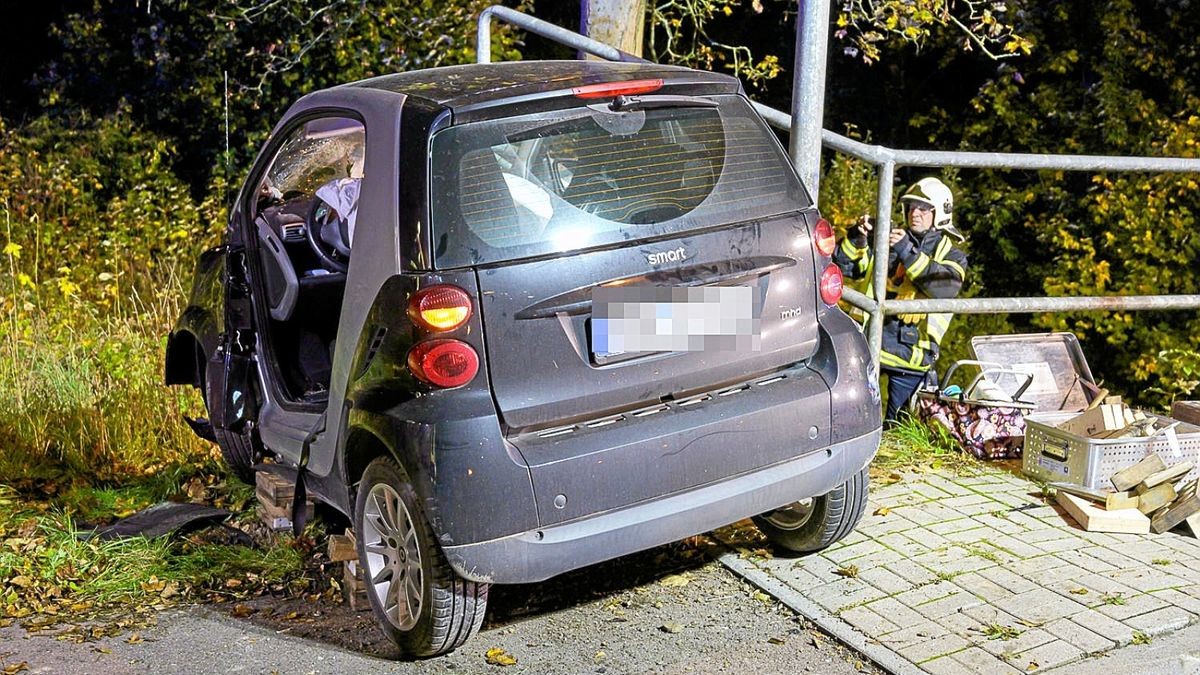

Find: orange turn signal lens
408;285;473;332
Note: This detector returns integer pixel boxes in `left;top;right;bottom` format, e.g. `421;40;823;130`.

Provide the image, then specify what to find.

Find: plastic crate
1023;411;1200;490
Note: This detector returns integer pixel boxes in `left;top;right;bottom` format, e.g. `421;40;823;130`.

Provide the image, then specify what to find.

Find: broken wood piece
255;471;294;503
1137;462;1194;492
1137;482;1178;515
1185;512;1200;538
327;533;357;562
1049;482;1139;510
1111;453;1167;492
1152;493;1200;534
1173;401;1200;427
1055;491;1150;534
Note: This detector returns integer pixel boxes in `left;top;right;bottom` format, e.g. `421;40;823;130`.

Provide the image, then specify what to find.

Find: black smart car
165;60;882;656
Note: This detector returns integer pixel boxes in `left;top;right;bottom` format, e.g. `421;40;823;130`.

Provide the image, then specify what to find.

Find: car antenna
224;70;232;210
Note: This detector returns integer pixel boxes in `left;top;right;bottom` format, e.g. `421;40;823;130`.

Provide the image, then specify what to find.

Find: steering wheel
306;198;349;273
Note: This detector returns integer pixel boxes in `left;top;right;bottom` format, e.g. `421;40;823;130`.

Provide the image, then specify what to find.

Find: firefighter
833;177;969;425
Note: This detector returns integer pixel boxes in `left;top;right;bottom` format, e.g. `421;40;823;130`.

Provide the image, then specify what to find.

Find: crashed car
165;60;882;656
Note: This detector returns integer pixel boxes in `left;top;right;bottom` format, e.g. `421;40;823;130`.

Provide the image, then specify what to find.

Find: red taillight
408;285;472;332
814;218;836;257
572;78;664;99
407;339;479;388
819;263;844;306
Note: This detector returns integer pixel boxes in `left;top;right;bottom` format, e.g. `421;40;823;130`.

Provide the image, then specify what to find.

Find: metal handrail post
868;160;895;377
789;0;831;194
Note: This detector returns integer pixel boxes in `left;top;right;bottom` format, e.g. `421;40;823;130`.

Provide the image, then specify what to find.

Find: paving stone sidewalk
734;466;1200;674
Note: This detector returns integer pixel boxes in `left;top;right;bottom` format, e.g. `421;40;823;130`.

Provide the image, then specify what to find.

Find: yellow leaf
873;506;891;516
2;242;20;258
125;633;143;644
659;573;692;587
7;576;33;589
485;647;517;666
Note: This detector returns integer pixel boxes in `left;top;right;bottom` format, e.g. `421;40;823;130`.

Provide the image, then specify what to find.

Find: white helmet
900;177;964;241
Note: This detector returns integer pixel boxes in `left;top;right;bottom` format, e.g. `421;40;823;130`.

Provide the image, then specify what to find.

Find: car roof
347;60;741;111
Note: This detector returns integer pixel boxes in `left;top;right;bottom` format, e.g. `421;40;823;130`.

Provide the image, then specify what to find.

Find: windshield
429;95;808;267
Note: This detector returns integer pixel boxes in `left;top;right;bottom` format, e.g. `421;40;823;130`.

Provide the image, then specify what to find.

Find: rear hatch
430;93;824;433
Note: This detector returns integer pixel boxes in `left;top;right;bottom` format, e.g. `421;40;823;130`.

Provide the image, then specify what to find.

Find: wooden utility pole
581;0;646;57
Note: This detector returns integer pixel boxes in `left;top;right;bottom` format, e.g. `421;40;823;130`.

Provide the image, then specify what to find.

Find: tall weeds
0;113;222;482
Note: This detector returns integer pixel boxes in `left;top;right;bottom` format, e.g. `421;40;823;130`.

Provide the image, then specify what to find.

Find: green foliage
42;0;530;186
835;0;1032;65
647;0;781;88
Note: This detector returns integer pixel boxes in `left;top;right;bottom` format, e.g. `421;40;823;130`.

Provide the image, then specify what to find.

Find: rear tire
355;456;488;657
213;427;260;485
203;358;264;485
753;467;869;553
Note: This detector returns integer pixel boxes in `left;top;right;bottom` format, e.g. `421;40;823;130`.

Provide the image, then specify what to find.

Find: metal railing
476;6;1200;375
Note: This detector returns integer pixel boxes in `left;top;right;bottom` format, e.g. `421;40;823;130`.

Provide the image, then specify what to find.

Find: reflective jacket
833;227;968;373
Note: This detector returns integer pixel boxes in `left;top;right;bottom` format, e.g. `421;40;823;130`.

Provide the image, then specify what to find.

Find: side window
254;116;366;228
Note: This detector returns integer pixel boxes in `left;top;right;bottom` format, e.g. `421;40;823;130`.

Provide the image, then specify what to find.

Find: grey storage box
970;333;1200;490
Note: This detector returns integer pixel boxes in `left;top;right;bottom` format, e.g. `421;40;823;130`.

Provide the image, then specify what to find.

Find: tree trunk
582;0;646;57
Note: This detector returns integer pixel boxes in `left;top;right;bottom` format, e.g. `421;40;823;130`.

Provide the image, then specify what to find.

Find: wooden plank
1138;462;1194;491
255;471;293;502
1112;453;1167;492
1173;400;1200;427
1051;482;1141;510
1152;493;1200;534
1106;492;1140;511
1137;482;1178;514
328;531;357;563
1055;491;1150;534
1185;512;1200;538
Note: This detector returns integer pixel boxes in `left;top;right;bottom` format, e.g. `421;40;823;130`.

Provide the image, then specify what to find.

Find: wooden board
1137;482;1178;515
1173;400;1200;427
1056;491;1150;534
1139;462;1194;491
1050;482;1138;510
1152;493;1200;534
256;471;294;502
1112;453;1167;492
328;530;357;563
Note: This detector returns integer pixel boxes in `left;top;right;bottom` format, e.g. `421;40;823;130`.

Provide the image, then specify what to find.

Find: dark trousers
883;367;927;426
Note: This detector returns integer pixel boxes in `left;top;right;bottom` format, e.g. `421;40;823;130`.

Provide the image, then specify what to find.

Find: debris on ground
1051;450;1200;536
255;471;314;532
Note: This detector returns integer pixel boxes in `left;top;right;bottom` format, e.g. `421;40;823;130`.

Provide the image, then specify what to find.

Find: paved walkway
723;465;1200;674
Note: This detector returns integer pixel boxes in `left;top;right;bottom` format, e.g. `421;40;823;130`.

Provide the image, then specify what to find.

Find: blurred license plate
591;286;760;359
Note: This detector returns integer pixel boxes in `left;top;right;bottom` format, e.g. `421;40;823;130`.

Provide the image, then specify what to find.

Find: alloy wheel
362;483;424;630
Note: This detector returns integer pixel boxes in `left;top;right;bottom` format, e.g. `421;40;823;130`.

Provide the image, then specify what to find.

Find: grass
1102;593;1127;606
0;477;309;630
1132;631;1152;645
872;415;981;477
983;623;1022;641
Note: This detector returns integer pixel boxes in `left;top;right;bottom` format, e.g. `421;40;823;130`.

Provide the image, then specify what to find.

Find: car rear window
429;95;808;267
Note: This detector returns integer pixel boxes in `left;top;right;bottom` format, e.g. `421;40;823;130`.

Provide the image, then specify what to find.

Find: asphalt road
0;539;875;675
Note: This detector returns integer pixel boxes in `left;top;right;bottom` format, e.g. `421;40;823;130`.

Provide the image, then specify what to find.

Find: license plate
591;286;760;359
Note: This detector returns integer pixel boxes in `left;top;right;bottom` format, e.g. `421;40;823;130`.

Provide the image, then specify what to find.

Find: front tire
753;467;869;553
355;457;488;657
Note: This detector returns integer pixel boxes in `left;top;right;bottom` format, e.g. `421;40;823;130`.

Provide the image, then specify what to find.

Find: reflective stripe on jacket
833;228;968;372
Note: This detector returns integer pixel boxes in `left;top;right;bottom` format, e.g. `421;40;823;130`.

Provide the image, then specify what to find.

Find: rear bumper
443;426;881;583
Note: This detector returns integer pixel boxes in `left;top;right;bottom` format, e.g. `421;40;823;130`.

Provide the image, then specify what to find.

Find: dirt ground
1;526;878;674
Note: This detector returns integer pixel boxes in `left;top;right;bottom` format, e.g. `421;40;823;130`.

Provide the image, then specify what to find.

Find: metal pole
789;0;832;196
477;4;648;65
886;295;1200;314
868;160;895;378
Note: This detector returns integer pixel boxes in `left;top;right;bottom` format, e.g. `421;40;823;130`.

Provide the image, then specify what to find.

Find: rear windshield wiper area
608;94;720;112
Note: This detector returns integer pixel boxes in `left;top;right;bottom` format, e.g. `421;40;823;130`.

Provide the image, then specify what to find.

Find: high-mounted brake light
572;79;664;99
408;285;473;332
814;218;836;257
819;263;844;306
407;339;479;388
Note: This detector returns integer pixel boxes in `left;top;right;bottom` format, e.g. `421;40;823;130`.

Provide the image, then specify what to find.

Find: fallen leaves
834;565;860;579
873;506;891;517
485;647;518;666
2;662;29;675
659;621;683;634
658;573;692;588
